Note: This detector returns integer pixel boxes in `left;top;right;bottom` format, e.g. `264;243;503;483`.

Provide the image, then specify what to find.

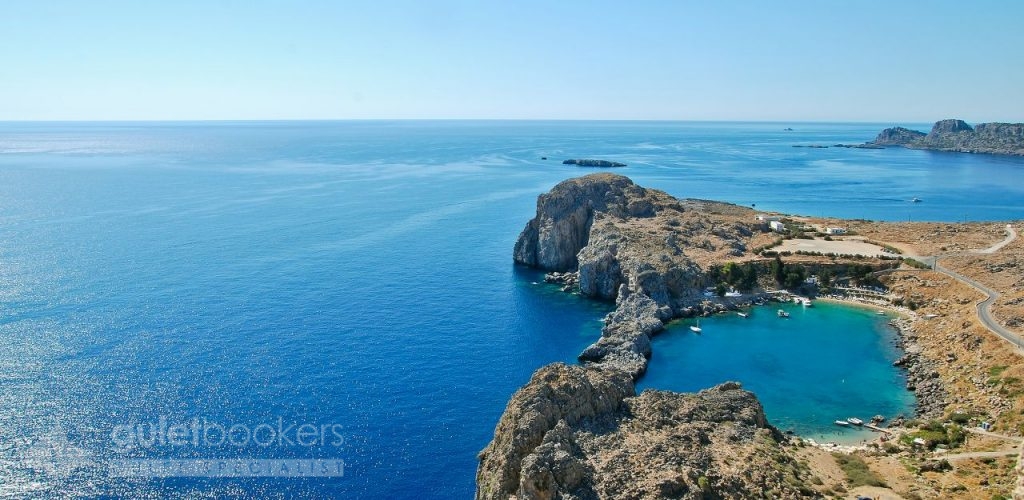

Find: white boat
777;309;790;318
911;197;922;203
690;321;702;333
834;420;850;427
847;417;864;426
801;298;813;307
876;310;886;316
737;312;748;318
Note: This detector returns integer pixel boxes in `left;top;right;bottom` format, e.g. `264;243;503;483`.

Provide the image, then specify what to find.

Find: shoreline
657;294;922;449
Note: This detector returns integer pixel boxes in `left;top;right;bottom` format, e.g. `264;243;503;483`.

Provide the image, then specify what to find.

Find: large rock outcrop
513;174;661;271
514;174;761;377
869;118;1024;155
477;366;816;500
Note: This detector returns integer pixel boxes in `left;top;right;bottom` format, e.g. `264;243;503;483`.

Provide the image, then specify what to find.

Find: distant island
562;159;627;167
870;118;1024;156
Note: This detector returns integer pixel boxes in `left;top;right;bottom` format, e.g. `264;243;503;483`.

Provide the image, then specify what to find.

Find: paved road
922;224;1024;350
973;224;1018;254
933;259;1024;350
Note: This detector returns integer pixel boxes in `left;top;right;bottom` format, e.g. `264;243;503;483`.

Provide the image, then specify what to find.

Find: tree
819;269;833;291
771;255;785;285
715;283;727;297
741;262;758;291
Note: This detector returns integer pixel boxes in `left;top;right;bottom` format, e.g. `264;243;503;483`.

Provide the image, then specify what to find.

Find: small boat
800;298;813;307
690;321;702;334
777;309;790;318
876;310;886;316
834;420;850;427
737;312;748;318
847;417;864;426
911;197;922;203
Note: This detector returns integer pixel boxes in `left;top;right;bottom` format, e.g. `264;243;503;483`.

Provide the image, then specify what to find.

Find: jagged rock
513;174;650;271
577;245;621;300
477;377;813;499
476;363;634;500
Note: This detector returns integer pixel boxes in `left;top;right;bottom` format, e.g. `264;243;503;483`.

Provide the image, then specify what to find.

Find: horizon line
0;117;958;125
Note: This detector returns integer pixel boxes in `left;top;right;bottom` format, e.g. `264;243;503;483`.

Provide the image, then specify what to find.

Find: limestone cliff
514;173;762;376
869;118;1024;156
476;364;815;500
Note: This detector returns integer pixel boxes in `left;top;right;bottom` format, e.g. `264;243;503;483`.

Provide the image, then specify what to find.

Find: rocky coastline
480;174;869;498
869;118;1024;156
890;317;948;418
478;173;1000;498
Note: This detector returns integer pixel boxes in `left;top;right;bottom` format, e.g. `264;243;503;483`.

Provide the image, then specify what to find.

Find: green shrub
832;453;886;488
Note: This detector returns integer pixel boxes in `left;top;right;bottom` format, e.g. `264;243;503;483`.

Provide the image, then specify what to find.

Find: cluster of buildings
755;214;846;235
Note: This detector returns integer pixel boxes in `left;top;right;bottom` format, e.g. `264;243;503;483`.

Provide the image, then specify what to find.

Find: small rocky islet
561;159;627;168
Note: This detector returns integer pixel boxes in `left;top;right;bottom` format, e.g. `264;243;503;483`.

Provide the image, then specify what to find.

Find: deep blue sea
0;121;1022;498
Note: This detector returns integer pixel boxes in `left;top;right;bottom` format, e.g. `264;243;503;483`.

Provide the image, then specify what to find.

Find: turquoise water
638;302;914;444
0;121;1021;497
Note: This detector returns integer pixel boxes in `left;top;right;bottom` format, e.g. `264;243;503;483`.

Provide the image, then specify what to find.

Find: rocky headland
562;159;627;168
869;118;1024;156
480;174;1024;498
476;364;816;499
512;173;765;377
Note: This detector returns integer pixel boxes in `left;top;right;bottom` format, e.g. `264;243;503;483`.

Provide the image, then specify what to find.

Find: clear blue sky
1;0;1021;121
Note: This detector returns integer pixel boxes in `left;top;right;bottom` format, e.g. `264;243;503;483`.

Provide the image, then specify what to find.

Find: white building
756;214;781;222
825;227;847;235
769;221;785;233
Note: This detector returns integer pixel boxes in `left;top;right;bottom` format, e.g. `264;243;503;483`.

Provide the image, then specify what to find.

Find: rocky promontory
513;173;760;377
479;174;820;498
476;364;816;500
562;159;627;167
869;118;1024;156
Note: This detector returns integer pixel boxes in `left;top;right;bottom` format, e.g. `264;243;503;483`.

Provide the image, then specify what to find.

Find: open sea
1;121;1023;498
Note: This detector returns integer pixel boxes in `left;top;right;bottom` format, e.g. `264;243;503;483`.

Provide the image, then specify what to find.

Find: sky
1;0;1022;122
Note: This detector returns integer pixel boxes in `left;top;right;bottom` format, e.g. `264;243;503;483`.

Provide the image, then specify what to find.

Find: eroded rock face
868;119;1024;155
513;174;652;271
475;363;634;500
477;374;815;500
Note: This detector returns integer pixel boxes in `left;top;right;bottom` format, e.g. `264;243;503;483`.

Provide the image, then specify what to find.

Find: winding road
925;224;1022;351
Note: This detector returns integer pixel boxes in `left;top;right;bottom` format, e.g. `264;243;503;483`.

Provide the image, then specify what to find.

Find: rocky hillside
476;364;816;500
869;118;1024;155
